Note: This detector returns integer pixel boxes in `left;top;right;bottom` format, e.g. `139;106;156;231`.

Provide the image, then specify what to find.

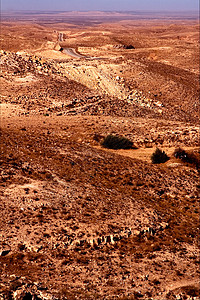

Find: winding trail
58;31;86;59
63;48;88;59
62;47;103;60
57;31;104;60
94;146;199;164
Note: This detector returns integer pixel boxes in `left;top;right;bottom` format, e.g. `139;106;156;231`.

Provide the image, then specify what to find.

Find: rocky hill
0;15;199;300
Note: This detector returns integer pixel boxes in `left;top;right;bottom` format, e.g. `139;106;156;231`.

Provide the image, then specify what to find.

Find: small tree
174;147;200;171
173;147;187;160
151;148;169;164
101;134;133;150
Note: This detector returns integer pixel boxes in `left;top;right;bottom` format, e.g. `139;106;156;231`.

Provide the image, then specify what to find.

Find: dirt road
63;47;88;58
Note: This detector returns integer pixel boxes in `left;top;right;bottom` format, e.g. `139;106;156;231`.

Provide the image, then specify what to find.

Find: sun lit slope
0;15;200;299
0;115;199;299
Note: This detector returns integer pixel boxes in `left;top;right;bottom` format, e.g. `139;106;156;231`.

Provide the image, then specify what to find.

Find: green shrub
174;147;200;171
151;148;169;164
182;285;200;297
173;147;187;160
174;147;199;164
101;134;133;149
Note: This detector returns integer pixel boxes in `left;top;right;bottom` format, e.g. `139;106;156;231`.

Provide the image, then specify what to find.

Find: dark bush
125;45;135;49
152;279;161;285
182;286;200;297
101;135;133;150
151;148;169;164
174;147;200;171
174;147;187;160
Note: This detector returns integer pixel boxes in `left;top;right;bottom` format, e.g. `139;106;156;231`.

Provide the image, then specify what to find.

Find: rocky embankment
1;51;199;149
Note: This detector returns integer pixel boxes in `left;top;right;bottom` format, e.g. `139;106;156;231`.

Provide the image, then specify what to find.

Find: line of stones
64;222;169;250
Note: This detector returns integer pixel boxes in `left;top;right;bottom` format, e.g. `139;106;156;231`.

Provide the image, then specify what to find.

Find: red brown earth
0;11;199;300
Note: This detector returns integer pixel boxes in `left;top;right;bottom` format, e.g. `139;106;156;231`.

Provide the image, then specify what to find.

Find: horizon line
1;9;199;13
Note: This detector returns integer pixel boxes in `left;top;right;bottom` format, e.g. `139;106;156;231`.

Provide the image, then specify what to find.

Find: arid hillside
0;12;199;300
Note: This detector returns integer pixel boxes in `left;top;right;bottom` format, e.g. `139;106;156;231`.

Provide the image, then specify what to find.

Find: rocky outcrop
61;223;169;251
54;43;62;51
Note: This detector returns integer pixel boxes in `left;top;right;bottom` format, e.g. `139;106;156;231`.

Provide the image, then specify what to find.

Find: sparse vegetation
173;147;187;160
182;285;200;297
1;14;199;300
151;148;169;164
101;134;133;149
174;147;200;171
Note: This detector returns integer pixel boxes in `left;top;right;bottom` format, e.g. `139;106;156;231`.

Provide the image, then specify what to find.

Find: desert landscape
0;11;199;300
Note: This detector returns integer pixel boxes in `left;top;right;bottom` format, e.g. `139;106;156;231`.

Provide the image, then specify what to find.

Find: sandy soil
0;12;199;300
